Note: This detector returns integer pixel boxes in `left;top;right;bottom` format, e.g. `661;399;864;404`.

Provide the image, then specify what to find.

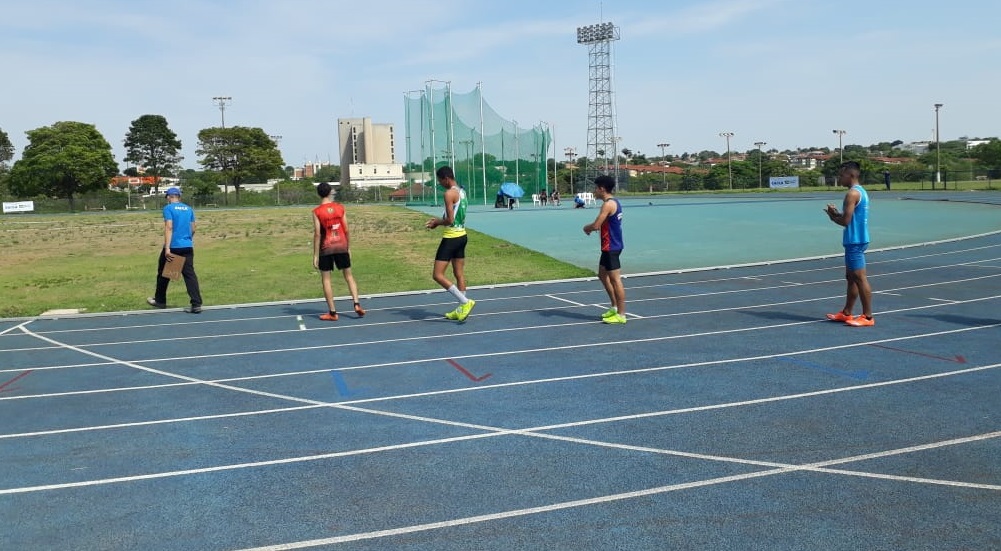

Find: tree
313;164;340;183
8;121;118;210
970;139;1001;167
123;114;183;194
196;126;284;204
0;127;12;200
0;127;13;170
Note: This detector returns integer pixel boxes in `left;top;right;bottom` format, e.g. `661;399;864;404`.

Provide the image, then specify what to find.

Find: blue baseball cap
165;187;181;196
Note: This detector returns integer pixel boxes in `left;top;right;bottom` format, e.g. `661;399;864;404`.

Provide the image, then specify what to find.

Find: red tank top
313;202;349;254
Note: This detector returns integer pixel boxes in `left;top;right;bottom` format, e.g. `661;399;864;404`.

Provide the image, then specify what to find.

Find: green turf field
0;205;592;318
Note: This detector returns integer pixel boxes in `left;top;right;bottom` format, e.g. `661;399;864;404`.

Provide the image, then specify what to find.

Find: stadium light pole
934;103;943;186
564;147;576;194
212;96;232;128
719;132;734;189
832;129;846;164
269;135;283;204
652;142;668;192
754;141;767;189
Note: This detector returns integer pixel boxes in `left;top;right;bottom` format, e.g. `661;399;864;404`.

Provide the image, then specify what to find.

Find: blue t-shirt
843;185;869;246
163;202;196;249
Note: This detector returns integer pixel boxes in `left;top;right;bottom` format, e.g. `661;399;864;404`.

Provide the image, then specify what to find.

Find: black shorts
318;253;351;271
599;250;621;271
435;235;467;262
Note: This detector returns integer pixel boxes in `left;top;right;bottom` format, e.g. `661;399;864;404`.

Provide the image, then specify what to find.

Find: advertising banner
769;176;800;189
2;201;35;214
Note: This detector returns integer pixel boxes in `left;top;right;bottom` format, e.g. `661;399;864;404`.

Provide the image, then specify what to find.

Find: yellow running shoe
601;308;618;319
455;299;476;321
603;313;627;325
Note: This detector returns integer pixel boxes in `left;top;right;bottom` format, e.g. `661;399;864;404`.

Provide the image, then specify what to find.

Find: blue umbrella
499;182;525;198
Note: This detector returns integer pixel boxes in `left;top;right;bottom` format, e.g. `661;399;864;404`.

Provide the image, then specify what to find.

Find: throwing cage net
403;84;552;205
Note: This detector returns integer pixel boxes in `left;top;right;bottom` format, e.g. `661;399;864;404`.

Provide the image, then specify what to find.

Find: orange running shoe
353;302;366;317
845;315;874;327
826;311;852;322
319;312;339;321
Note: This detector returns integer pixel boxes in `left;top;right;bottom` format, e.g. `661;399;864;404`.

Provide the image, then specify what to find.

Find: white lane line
3;303;999;403
0;321;31;336
225;430;1001;550
4;361;999;496
5;286;997;375
5;247;998;341
4;266;998;356
928;297;960;303
546;294;588;307
2;347;999;488
296;315;306;331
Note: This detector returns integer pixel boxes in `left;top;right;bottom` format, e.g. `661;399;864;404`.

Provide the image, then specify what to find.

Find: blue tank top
843;185;869;245
600;198;624;251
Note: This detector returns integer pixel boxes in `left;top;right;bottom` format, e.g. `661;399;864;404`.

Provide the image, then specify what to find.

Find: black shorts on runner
318;252;351;271
599;250;622;271
435;235;467;262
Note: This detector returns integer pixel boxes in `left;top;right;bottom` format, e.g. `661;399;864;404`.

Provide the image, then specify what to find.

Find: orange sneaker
353;302;366;317
319;312;339;321
845;315;874;327
826;311;852;322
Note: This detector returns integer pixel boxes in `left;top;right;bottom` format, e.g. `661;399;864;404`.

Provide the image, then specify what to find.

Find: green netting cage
404;83;552;205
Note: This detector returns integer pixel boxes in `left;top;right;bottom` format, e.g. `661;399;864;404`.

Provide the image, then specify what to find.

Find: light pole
212;96;232;128
458;139;473;190
540;120;552;198
564;147;576;194
934;103;943;187
269;135;283;204
404;89;423;202
719;132;734;189
832;129;846;164
657;142;670;192
754;141;767;189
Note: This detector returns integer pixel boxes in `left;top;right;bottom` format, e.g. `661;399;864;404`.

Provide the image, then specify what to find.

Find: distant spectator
539;189;548;206
551;189;560;206
574;195;585;209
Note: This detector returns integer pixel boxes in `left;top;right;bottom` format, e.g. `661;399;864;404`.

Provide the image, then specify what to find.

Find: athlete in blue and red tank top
583;175;627;325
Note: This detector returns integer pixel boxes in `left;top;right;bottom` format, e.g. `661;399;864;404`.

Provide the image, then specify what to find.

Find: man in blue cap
147;186;203;313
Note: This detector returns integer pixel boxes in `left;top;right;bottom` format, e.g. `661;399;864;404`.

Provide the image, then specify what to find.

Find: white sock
447;285;469;304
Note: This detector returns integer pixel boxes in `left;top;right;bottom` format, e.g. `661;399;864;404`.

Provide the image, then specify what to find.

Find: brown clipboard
160;254;187;281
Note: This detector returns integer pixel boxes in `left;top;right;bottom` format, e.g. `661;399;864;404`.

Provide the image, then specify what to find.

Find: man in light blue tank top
824;161;874;326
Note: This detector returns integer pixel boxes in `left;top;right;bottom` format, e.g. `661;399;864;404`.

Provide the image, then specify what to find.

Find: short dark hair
594;175;616;193
436;166;454;180
316;182;332;198
838;161;861;178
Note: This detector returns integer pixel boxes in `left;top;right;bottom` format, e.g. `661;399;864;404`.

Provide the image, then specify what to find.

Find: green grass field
0;205;594;318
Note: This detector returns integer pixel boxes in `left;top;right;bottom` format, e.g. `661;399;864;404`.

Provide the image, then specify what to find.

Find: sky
2;0;1000;170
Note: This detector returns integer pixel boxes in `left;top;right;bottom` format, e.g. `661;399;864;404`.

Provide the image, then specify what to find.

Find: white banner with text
2;201;35;214
769;176;800;189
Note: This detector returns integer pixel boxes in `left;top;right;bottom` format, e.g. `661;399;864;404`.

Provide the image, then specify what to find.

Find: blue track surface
1;195;999;550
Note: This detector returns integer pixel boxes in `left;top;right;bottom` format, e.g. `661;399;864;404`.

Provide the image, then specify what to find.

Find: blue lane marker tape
331;371;360;397
777;357;869;381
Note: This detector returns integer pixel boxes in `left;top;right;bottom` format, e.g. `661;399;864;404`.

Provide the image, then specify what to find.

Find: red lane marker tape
446;359;492;382
868;344;967;364
0;370;33;393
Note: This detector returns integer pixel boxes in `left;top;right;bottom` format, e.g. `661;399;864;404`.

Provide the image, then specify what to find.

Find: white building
337;117;405;189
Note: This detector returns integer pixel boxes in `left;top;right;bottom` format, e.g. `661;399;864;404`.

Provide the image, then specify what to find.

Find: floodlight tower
577;21;620;192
